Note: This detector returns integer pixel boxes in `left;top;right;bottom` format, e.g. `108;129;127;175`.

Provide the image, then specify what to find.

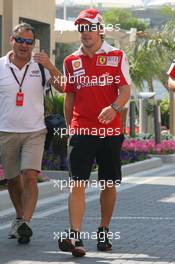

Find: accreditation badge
16;92;24;106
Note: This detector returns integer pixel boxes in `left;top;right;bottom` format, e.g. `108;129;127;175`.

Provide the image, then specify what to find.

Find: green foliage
144;100;156;116
45;94;64;116
55;43;80;72
103;9;147;31
128;41;155;90
160;97;170;114
160;97;170;128
43;93;68;168
128;37;162;91
127;21;175;92
160;6;175;17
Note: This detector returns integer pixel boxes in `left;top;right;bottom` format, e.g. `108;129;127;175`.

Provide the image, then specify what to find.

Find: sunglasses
13;37;34;45
78;24;100;33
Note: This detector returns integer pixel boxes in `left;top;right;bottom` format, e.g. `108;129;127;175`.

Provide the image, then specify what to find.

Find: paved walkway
1;164;175;263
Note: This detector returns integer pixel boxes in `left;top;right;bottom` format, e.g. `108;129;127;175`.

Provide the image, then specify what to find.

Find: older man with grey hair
0;22;63;244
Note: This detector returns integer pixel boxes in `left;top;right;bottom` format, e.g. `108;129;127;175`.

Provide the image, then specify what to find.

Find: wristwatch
111;102;122;112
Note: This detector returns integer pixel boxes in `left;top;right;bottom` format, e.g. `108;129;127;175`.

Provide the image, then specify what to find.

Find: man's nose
82;30;90;35
21;42;28;48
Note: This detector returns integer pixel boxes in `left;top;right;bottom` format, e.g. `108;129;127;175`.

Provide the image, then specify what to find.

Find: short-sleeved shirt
64;41;131;136
167;60;175;78
0;51;51;132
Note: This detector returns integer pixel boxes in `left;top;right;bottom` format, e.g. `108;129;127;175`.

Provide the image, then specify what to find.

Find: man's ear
99;24;104;36
9;35;14;43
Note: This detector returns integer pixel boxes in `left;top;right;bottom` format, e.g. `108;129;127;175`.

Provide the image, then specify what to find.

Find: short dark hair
97;23;105;41
12;23;36;40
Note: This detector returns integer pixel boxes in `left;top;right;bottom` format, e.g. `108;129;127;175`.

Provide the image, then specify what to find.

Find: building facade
0;0;55;60
0;0;3;56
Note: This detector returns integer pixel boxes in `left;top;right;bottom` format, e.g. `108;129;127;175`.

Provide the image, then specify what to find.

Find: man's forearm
33;52;64;93
113;85;131;108
64;93;75;127
168;77;175;90
47;65;64;93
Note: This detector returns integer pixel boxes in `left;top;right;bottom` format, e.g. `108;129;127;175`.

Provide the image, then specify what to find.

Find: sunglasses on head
78;24;99;33
13;37;34;45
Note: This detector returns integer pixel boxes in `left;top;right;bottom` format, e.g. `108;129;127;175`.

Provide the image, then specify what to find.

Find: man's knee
70;181;87;193
7;174;21;185
100;181;116;192
22;169;38;185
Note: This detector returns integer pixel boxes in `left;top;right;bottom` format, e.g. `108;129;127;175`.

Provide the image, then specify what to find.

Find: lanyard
10;65;29;92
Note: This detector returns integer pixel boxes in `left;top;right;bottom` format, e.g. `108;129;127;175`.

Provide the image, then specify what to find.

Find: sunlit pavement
1;163;175;264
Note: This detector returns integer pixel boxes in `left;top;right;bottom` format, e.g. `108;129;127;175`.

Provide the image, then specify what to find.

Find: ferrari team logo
97;56;107;66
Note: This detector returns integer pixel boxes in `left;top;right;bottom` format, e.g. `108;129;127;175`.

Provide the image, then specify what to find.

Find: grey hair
12;22;35;40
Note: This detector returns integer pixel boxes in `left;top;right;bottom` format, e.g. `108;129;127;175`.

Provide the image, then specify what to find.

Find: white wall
12;0;55;60
0;0;3;15
2;0;55;60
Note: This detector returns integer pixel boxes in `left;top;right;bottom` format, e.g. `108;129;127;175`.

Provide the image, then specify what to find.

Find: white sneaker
17;221;33;244
9;218;22;239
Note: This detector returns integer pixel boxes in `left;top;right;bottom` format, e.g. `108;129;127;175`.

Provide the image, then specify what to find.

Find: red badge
16;92;24;106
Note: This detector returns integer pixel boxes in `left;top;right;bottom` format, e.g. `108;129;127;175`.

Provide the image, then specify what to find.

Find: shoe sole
58;239;75;252
58;239;86;257
8;235;17;239
17;223;33;244
97;244;112;251
72;248;86;257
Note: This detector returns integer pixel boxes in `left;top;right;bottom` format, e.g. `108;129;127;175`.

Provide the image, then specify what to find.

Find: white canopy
55;18;136;45
147;0;175;6
55;18;79;43
56;0;175;8
56;0;144;8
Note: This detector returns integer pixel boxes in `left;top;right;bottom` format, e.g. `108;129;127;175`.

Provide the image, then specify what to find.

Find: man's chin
18;52;30;59
169;87;175;92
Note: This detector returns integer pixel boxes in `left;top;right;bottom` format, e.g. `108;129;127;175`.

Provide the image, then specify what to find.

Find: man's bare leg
7;174;24;218
100;185;116;227
68;181;86;231
96;184;117;251
22;169;38;222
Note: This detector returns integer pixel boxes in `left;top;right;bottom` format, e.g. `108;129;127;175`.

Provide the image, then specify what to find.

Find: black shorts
68;134;124;184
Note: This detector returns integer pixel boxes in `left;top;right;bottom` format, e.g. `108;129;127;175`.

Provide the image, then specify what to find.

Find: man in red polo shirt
58;9;131;257
168;60;175;90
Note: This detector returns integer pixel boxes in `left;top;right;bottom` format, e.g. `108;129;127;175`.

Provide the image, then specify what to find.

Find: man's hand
33;51;54;71
98;106;116;124
33;50;64;93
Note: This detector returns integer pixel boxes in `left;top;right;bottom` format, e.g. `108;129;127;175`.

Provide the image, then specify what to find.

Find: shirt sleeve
63;60;76;93
118;51;131;86
167;61;175;78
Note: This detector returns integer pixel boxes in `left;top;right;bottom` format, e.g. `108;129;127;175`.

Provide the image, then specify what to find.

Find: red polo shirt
64;41;131;136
